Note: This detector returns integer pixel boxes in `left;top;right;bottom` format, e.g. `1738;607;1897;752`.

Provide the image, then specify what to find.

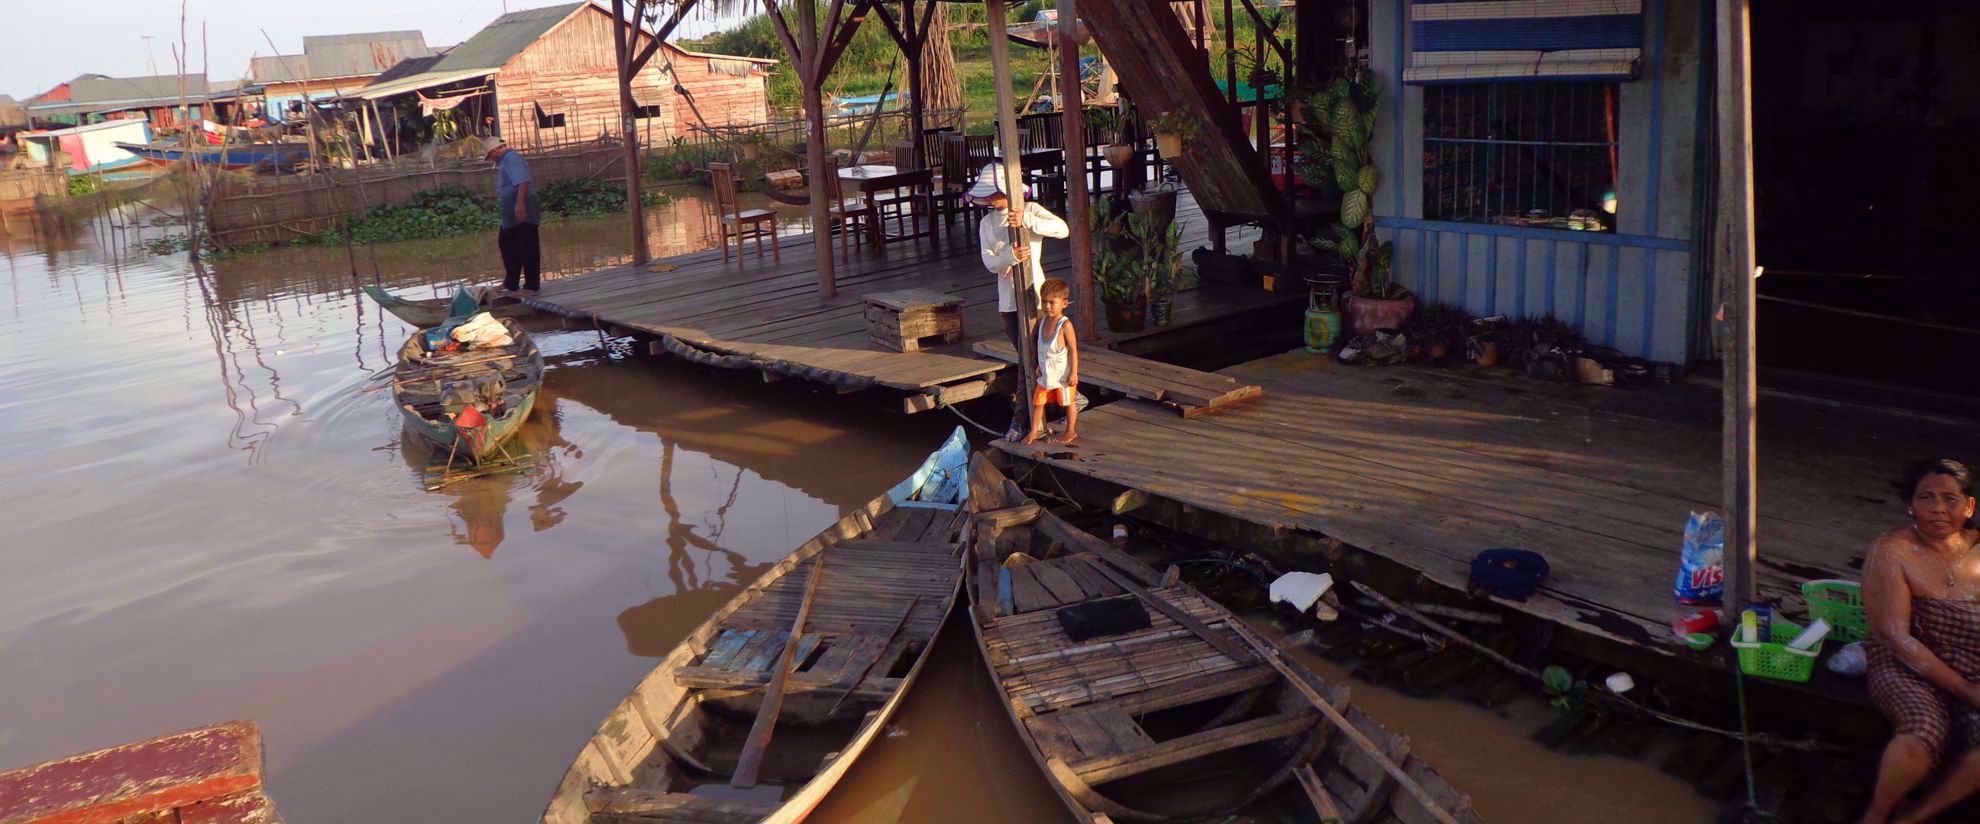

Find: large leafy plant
1129;211;1184;300
1303;67;1400;299
1092;200;1144;304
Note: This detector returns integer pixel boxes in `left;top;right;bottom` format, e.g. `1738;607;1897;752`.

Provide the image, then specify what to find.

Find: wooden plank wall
496;6;771;150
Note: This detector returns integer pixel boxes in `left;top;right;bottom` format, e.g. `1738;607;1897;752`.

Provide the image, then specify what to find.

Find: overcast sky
5;0;748;100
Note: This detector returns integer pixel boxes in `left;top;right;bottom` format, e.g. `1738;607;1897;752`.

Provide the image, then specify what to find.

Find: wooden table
839;164;935;247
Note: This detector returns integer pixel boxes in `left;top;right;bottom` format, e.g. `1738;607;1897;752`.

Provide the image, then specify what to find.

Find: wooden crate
864;289;965;352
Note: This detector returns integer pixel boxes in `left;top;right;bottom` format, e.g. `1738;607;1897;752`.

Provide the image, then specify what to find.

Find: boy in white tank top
1024;277;1080;444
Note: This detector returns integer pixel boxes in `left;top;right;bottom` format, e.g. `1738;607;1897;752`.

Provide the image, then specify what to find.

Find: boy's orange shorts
1033;384;1077;407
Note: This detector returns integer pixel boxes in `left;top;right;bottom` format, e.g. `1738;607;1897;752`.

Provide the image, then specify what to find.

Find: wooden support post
731;555;828;788
987;0;1035;397
611;0;650;265
798;0;838;298
1715;0;1758;617
903;0;927;169
1059;0;1097;338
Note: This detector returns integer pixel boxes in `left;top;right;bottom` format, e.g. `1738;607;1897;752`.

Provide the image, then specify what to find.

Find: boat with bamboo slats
963;453;1484;824
364;284;533;327
540;427;972;824
393;309;543;462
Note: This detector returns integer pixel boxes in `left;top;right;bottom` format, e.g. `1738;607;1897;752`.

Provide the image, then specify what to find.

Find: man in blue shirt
484;136;542;293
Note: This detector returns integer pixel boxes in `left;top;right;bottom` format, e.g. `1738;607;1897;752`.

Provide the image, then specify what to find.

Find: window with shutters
1421;81;1619;232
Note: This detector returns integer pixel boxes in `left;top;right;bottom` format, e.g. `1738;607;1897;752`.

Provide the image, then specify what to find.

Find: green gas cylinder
1304;280;1341;353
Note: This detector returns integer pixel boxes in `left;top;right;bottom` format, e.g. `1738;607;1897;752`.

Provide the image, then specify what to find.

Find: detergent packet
1675;511;1726;605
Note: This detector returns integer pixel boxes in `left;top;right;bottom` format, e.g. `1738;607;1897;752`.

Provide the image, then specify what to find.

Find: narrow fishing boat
541;427;971;824
364;284;532;327
113;140;309;172
964;454;1483;824
393;297;543;463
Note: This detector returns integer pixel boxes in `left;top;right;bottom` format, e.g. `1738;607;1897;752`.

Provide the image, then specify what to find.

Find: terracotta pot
740;142;762;161
1476;341;1502;367
1343;290;1417;337
1104;298;1147;333
1155;132;1183;159
1103;143;1135;168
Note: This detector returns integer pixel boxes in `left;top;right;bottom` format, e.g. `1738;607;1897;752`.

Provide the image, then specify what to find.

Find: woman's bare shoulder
1866;528;1917;568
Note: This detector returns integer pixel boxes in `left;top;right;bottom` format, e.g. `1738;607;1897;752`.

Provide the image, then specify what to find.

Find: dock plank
527;191;1263;398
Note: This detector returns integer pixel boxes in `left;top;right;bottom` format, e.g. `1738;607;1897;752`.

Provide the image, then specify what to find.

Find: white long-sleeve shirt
979;203;1070;313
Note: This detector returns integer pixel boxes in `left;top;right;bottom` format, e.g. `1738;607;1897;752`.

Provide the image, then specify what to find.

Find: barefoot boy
1024;277;1079;445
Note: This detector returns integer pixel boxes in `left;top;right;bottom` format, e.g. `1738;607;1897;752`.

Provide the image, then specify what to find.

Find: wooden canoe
364;284;533;327
540;426;973;824
394;318;543;462
963;454;1484;824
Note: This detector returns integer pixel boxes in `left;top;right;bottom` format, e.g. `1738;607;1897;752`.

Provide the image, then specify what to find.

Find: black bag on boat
1056;597;1153;642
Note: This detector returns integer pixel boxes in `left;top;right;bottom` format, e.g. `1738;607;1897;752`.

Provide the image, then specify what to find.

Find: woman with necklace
1861;458;1980;824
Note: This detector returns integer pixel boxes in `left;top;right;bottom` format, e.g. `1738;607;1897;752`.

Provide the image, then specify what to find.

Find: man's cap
481;136;506;157
965;163;1032;205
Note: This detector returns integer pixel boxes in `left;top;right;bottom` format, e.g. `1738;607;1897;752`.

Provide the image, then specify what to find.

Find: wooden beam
872;0;910;50
817;0;878;83
760;0;805;81
813;0;850;79
1069;709;1316;785
630;0;702;74
1058;0;1096;337
795;0;838;298
827;595;920;715
1222;619;1464;824
1082;556;1256;665
1295;765;1347;824
611;0;650;265
1716;0;1759;618
730;555;828;788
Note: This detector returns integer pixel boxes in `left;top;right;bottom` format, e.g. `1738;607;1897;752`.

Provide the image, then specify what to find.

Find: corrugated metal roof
32;74;211;113
371;53;447;86
303;30;434;79
252;55;307;84
432;2;584;72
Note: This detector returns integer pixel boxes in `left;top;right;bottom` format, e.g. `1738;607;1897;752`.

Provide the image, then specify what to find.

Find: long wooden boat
364;284;533;327
541;426;972;824
963;454;1483;824
113;140;309;172
393;315;543;462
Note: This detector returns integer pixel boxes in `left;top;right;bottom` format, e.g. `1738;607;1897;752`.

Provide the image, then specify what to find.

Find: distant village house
23;74;209;131
355;2;774;152
252;31;435;121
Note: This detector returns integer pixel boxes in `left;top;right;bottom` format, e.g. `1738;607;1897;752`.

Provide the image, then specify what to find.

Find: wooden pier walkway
524;192;1286;410
996;349;1977;662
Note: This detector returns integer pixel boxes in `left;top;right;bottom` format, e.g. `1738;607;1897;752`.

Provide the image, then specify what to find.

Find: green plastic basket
1730;619;1821;682
1802;579;1868;643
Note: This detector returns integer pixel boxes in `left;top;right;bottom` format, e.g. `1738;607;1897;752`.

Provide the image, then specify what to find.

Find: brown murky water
1;190;1711;823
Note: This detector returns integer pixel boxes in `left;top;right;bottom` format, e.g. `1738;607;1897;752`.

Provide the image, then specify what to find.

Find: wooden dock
524;192;1286;411
994;349;1976;663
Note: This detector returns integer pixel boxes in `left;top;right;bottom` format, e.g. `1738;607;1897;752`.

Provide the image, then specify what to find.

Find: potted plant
1308;67;1414;335
1148;110;1199;160
1093;200;1146;332
1132;212;1184;326
736;131;766;161
1085;108;1135;168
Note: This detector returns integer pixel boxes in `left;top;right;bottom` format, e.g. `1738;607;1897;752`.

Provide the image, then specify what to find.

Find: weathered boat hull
540;428;972;824
396;387;537;461
363;285;533;327
963;452;1483;824
392;316;544;462
113;141;309;171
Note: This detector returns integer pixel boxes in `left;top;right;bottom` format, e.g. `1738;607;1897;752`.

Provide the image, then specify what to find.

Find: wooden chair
927;132;974;235
824;172;872;263
709;162;778;263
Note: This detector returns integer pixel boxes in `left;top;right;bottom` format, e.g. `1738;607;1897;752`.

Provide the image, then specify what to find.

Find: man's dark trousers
499;222;541;291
